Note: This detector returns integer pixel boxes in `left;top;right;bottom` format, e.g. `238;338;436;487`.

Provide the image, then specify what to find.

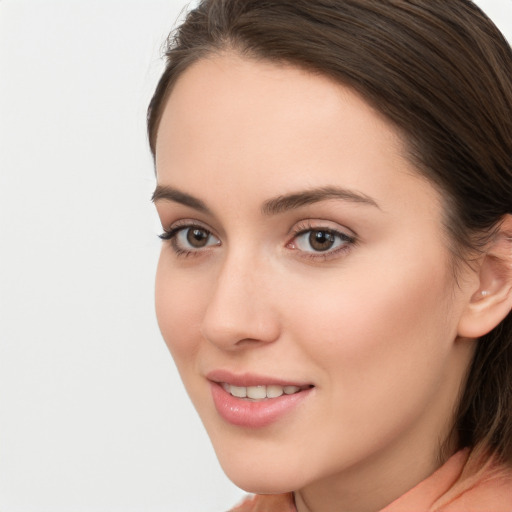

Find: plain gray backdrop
0;1;511;511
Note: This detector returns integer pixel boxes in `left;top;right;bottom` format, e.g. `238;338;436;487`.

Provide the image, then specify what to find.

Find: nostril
200;300;281;349
234;337;268;346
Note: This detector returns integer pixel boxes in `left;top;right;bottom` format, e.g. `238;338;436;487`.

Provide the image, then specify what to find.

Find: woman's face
153;54;476;503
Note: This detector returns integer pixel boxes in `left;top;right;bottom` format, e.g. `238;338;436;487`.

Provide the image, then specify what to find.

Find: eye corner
286;220;357;261
158;229;175;241
159;221;221;258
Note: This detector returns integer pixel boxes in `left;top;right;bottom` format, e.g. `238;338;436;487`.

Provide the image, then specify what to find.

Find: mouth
207;371;314;428
220;382;312;401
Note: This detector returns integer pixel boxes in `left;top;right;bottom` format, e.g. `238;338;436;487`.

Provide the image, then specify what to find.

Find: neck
294;440;449;512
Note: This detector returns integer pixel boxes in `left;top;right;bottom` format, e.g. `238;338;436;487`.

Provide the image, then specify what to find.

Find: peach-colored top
230;448;512;511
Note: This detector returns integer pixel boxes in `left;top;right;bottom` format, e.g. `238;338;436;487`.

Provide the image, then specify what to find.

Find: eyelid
286;219;357;260
288;219;357;240
159;219;221;256
160;218;215;238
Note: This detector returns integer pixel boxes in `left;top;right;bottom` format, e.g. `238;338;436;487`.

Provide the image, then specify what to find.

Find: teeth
247;386;267;399
266;385;284;398
230;385;247;398
223;383;303;400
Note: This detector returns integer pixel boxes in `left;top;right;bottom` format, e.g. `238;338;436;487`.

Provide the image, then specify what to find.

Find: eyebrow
261;186;380;215
151;184;379;215
152;185;211;214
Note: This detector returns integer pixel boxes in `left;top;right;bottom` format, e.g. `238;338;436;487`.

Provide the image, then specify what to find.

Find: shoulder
382;448;512;512
433;450;512;512
229;493;296;512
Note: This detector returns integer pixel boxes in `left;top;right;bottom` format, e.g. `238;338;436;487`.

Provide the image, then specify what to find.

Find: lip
206;369;311;388
207;370;314;428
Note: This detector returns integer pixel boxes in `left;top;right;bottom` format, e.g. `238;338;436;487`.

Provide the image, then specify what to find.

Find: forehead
157;54;400;152
155;53;441;221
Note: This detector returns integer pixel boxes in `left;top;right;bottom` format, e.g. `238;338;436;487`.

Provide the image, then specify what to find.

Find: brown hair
147;0;512;462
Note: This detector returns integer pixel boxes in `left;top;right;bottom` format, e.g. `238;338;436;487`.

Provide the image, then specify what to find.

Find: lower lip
210;382;312;428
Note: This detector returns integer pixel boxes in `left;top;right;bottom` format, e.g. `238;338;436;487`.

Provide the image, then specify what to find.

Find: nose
200;252;281;350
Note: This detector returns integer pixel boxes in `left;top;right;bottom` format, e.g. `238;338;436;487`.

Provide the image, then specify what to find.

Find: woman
148;1;512;510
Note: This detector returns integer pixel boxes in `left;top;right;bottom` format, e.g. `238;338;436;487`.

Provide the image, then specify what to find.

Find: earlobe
457;215;512;339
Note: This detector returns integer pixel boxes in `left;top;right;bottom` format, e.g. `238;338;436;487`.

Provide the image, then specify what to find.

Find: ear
457;215;512;339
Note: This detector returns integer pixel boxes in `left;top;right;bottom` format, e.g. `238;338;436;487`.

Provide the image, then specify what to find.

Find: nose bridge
201;244;280;348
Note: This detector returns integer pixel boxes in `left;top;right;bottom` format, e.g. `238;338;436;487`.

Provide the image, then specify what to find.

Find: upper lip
206;369;312;388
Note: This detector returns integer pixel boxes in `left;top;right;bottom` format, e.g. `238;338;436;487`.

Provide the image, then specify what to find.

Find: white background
0;1;511;511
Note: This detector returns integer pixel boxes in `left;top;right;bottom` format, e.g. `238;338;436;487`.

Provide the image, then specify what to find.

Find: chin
215;451;305;495
227;473;296;495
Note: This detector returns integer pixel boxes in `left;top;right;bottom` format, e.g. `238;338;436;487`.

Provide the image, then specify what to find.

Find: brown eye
187;228;210;248
291;227;354;255
308;230;336;252
168;225;221;253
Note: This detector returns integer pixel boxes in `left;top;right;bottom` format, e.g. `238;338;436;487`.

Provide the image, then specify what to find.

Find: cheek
273;251;461;469
154;252;205;364
288;247;456;393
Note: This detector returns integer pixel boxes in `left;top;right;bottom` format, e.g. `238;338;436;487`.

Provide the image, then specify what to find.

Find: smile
210;379;314;428
220;383;308;400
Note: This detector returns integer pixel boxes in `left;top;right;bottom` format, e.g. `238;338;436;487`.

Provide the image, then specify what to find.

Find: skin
153;54;478;512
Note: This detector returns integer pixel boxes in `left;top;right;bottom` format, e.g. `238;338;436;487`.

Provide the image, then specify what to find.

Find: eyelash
286;221;356;261
159;221;356;260
159;221;220;258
